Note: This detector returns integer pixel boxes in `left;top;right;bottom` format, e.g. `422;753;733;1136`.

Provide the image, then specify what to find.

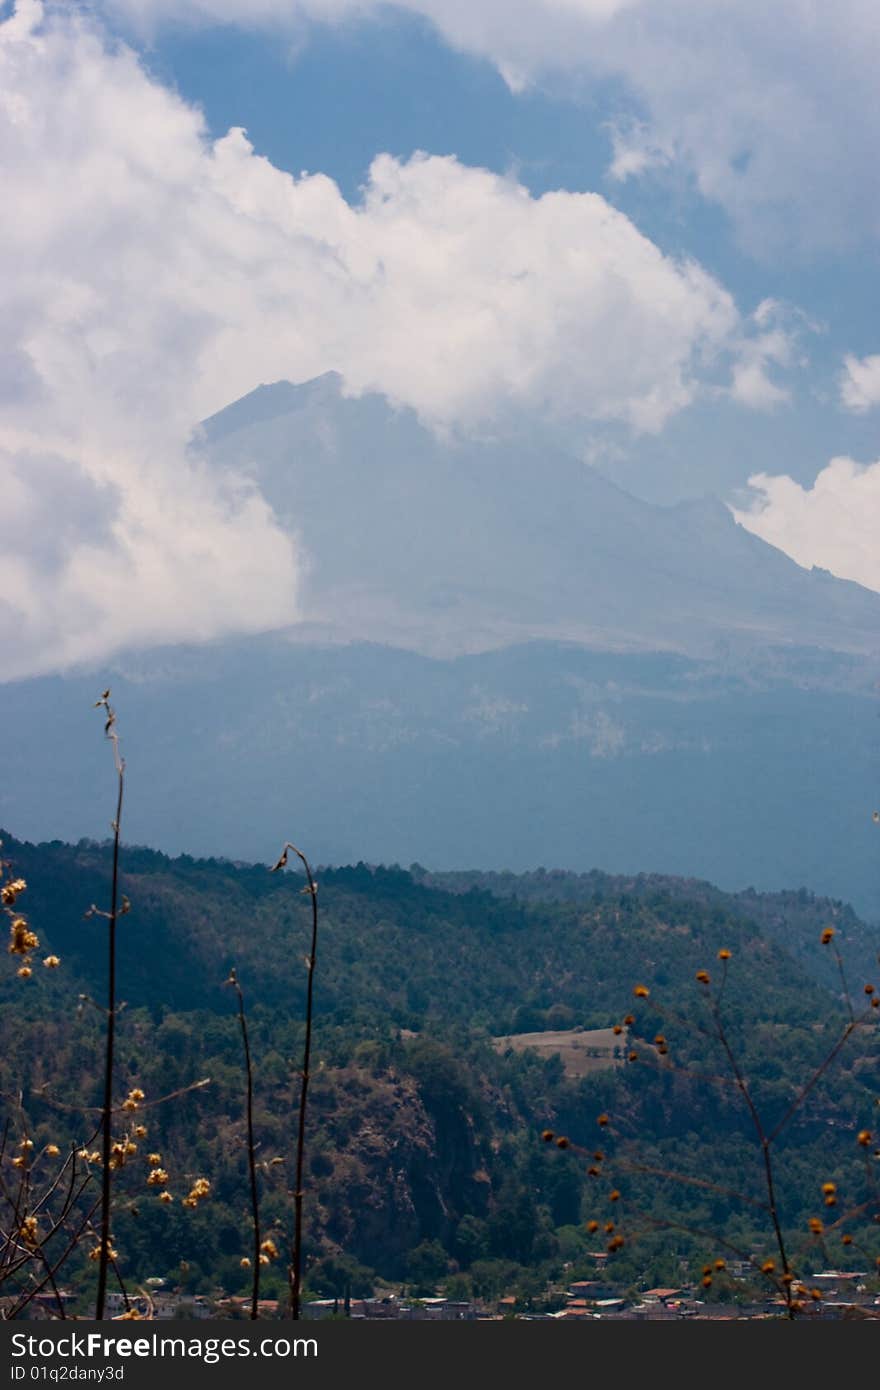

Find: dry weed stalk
89;691;126;1320
226;968;262;1319
270;842;319;1320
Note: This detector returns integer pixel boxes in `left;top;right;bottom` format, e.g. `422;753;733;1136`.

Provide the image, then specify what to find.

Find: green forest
2;829;878;1315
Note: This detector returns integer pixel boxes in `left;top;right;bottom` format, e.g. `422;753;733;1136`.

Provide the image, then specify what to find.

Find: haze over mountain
199;373;880;660
1;374;877;919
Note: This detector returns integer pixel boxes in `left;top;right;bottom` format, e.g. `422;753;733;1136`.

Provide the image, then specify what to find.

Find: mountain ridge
197;373;880;660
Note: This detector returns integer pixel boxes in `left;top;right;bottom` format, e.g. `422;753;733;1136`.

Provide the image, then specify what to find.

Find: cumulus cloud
101;0;880;256
0;1;301;679
733;457;880;595
0;2;785;677
840;354;880;413
727;301;800;410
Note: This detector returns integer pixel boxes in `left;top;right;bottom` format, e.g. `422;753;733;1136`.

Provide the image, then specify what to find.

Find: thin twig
227;970;261;1319
93;691;124;1321
270;842;319;1320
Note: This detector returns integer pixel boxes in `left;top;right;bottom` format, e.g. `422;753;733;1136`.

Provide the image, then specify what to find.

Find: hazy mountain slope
198;373;880;658
0;638;877;916
1;376;877;915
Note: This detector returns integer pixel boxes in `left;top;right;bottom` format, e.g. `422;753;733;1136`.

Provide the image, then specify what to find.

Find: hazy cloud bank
102;0;880;256
2;1;788;676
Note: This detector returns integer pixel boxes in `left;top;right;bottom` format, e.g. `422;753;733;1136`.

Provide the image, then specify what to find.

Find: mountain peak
198;372;343;443
195;374;880;660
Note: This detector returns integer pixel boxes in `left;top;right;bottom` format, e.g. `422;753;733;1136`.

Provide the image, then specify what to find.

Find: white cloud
727;301;801;411
100;0;880;256
2;2;768;679
607;119;674;183
0;2;301;680
733;457;880;595
840;354;880;413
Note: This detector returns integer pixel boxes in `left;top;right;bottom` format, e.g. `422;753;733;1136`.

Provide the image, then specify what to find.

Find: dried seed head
9;918;39;955
20;1215;39;1247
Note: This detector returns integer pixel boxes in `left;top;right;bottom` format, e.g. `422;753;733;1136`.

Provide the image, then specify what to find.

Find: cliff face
306;1060;494;1273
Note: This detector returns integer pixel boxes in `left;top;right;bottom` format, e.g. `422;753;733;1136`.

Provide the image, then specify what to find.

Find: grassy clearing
491;1026;626;1077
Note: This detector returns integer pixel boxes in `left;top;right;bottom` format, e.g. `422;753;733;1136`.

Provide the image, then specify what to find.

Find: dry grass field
491;1026;627;1077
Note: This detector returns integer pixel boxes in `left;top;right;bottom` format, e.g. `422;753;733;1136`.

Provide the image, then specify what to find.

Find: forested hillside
2;833;878;1306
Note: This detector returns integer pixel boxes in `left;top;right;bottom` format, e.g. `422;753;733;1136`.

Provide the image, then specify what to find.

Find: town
9;1266;877;1322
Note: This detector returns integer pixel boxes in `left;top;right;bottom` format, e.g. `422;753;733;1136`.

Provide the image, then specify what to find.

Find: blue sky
146;8;880;508
1;0;879;675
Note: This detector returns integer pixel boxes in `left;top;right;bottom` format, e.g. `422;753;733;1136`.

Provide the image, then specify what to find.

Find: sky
1;0;879;677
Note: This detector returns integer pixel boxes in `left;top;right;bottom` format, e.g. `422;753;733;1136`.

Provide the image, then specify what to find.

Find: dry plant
86;694;213;1317
0;845;94;1319
3;843;60;982
226;967;263;1319
88;690;126;1319
270;842;319;1320
544;930;880;1318
0;694;212;1320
